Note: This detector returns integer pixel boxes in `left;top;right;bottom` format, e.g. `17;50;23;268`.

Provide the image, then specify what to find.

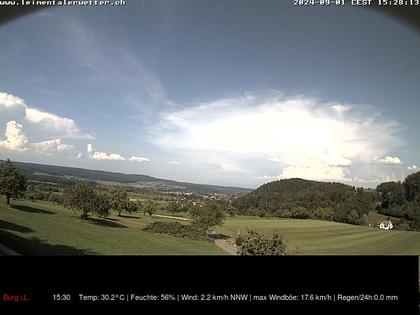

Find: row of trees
0;160;224;232
63;182;226;232
62;183;157;219
232;178;373;225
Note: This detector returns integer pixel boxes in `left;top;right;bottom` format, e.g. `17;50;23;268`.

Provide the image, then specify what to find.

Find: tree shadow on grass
11;204;55;215
0;230;94;255
119;214;142;220
0;219;33;233
85;218;127;228
104;217;120;221
207;232;230;240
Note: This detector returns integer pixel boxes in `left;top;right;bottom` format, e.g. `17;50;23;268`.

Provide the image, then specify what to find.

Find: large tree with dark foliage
189;201;225;231
376;181;407;218
108;187;130;216
0;159;27;205
63;182;110;219
403;172;420;203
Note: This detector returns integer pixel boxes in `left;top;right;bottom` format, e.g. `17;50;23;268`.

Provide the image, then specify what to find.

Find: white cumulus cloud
375;156;402;165
90;151;125;161
408;165;417;170
25;107;89;139
220;163;248;173
129;156;150;162
168;161;181;165
0;92;25;109
87;143;125;161
0;121;28;151
0;91;91;140
32;139;74;155
155;93;402;183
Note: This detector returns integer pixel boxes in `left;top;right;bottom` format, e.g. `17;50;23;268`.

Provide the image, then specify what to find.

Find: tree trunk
118;209;121;216
6;195;10;205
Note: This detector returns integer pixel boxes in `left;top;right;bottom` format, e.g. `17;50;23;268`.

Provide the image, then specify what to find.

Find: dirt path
152;214;192;221
207;231;237;255
214;239;237;255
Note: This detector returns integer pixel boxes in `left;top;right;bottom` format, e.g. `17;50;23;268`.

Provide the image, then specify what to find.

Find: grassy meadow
0;198;224;255
1;197;420;257
217;216;420;255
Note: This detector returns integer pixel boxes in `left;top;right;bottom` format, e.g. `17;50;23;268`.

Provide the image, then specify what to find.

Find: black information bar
0;255;418;312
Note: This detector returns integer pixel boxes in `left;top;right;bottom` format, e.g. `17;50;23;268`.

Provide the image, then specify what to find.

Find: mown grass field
216;216;420;255
0;198;225;255
1;198;420;256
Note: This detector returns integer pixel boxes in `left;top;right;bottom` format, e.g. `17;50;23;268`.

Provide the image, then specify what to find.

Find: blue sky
0;1;420;188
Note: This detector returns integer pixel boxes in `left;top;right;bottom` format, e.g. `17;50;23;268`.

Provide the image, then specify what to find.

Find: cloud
0;121;28;151
155;93;402;183
220;163;248;173
168;161;181;165
87;143;125;161
90;151;125;161
0;92;25;109
408;165;417;170
87;144;150;162
31;139;74;155
25;107;89;139
129;156;150;162
0;91;91;139
375;156;402;165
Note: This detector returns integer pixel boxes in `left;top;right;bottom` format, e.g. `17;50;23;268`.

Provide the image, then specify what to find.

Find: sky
0;1;420;189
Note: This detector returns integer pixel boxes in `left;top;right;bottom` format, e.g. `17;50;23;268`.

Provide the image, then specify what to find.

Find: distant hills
10;161;251;194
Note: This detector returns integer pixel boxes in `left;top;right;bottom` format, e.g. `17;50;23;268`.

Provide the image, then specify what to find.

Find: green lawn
2;198;420;256
216;216;420;255
0;198;225;255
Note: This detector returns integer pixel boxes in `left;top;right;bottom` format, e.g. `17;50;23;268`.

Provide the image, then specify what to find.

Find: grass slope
216;216;420;255
1;198;420;256
0;198;225;255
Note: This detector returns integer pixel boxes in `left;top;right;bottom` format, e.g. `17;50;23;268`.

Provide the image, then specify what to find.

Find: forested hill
233;178;376;225
9;161;250;194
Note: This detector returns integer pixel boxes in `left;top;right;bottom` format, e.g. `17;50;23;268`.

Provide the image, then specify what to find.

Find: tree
144;200;156;217
376;181;406;209
63;182;97;219
108;187;129;216
167;201;181;216
0;159;27;205
189;202;225;232
94;192;111;218
403;172;420;203
311;207;334;221
239;230;287;255
128;200;141;214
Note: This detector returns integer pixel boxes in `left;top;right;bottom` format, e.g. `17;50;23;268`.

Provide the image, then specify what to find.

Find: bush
239;230;287;255
234;233;244;246
290;207;311;219
278;210;292;218
143;221;208;241
311;208;334;221
395;222;411;231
